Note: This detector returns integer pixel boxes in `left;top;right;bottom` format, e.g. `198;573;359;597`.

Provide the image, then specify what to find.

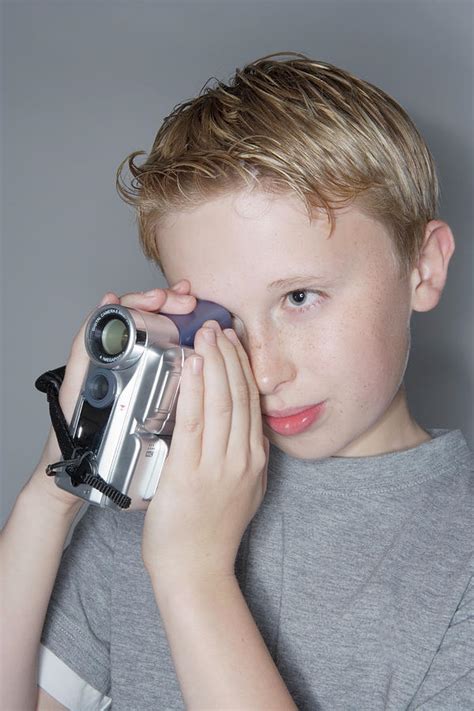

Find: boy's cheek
325;311;409;393
348;331;410;406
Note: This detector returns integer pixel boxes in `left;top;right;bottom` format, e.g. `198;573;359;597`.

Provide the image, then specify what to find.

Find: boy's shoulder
266;428;473;498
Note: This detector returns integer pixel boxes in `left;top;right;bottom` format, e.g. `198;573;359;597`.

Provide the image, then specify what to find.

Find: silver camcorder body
53;300;232;511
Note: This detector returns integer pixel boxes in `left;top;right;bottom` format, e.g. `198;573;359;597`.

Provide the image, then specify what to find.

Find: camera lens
101;318;129;356
89;373;109;401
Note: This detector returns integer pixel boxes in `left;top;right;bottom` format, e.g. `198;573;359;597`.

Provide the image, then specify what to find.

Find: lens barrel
88;310;132;363
86;304;149;367
101;318;129;356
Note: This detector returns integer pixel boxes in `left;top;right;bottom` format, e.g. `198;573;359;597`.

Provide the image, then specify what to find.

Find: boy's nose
246;335;296;396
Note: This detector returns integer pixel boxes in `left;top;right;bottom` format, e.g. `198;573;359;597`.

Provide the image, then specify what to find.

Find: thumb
98;291;120;307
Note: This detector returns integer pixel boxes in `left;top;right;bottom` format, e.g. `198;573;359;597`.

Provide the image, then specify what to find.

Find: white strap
38;644;112;711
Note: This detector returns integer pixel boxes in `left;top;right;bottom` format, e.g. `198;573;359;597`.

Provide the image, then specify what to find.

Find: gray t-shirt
40;428;474;710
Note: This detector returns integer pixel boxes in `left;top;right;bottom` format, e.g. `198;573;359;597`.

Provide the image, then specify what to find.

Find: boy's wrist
23;468;84;521
148;564;238;603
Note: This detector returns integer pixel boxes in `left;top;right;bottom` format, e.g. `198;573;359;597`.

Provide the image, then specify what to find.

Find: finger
261;436;270;494
98;291;120;306
222;328;265;455
193;325;232;462
167;353;204;470
212;326;251;458
160;284;196;312
119;287;196;314
168;279;192;294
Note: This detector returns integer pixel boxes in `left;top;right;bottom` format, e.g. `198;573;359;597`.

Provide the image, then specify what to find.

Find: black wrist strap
35;367;131;509
36;367;75;458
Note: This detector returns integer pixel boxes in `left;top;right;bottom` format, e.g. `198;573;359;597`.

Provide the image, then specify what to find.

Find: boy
1;52;472;710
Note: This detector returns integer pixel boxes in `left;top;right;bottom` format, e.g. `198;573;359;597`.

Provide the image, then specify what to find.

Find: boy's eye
285;289;322;312
288;290;307;305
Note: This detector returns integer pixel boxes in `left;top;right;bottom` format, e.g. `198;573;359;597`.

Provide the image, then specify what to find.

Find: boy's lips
263;404;321;417
263;402;326;436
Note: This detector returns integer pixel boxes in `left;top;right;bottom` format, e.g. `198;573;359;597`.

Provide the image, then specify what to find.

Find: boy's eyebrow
267;273;332;290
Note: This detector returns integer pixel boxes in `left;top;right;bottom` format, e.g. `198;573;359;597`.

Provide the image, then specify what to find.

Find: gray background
1;0;473;527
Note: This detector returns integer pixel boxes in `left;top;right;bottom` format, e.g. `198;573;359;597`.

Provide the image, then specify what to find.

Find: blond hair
117;52;439;277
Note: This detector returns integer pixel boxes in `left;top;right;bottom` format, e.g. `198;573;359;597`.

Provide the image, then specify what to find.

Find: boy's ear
410;220;455;313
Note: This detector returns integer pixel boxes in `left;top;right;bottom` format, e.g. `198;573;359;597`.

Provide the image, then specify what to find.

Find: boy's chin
263;422;336;461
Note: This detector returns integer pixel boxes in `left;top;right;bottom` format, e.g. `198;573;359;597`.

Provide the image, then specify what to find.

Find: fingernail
201;327;216;345
99;292;119;306
191;355;203;375
175;293;193;302
223;328;238;344
203;320;220;330
171;280;186;290
143;289;160;297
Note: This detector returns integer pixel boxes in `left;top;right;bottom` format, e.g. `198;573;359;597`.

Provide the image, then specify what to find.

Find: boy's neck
336;386;431;458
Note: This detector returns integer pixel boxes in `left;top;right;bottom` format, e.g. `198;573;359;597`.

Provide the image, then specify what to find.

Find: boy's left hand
141;318;270;586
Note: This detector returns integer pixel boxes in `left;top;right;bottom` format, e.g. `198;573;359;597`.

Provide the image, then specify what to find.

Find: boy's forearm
0;477;82;710
151;572;297;711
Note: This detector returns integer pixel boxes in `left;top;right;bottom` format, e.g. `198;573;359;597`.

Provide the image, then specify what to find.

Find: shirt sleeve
408;571;474;709
39;505;118;702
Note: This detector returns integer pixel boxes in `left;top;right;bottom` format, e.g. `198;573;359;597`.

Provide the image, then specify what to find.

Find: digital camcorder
41;299;232;511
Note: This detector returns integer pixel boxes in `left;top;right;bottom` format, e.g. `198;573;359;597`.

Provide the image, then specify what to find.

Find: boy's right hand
30;280;197;511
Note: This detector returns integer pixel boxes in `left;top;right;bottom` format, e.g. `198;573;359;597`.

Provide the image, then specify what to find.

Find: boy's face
156;189;416;459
